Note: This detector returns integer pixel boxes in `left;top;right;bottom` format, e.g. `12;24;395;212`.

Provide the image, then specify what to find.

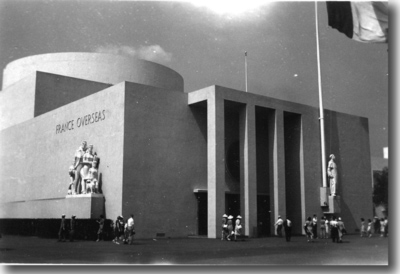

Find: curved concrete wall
2;52;184;92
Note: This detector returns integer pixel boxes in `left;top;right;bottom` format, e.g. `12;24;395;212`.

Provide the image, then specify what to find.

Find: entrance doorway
257;195;271;236
225;193;240;217
196;193;207;236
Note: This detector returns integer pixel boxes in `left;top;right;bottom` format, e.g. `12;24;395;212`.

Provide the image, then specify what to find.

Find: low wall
0;218;113;241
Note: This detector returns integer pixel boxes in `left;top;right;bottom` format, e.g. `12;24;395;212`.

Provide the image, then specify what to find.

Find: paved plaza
0;234;389;265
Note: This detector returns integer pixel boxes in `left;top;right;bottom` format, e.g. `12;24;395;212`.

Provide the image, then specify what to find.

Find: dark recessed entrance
195;193;207;236
257;195;271;236
225;193;240;217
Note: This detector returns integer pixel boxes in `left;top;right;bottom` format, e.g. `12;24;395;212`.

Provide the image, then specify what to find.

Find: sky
0;0;389;162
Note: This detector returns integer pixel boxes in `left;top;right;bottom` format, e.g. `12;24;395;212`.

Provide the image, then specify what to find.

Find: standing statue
79;144;96;194
327;154;338;196
68;161;75;195
86;157;99;193
72;141;87;195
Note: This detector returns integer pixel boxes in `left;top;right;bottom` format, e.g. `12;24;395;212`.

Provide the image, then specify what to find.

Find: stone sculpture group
68;141;99;195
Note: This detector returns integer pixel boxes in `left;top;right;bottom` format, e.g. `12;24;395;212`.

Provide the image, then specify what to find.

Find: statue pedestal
65;193;105;219
0;193;105;219
320;187;329;207
323;195;341;214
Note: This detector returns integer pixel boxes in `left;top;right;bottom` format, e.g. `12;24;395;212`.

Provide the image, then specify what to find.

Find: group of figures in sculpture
68;141;100;195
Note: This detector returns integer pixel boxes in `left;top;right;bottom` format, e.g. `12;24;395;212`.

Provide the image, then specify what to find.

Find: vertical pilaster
207;93;225;238
299;121;306;231
239;104;257;237
269;110;286;235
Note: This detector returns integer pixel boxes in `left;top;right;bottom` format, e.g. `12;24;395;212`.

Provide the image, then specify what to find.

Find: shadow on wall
98;173;103;194
338;199;358;234
189;104;207;142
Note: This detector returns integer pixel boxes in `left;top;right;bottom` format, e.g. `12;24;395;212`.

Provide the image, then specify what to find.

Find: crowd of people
110;214;136;245
299;214;389;243
57;213;136;244
58;212;388;244
363;216;389;238
221;214;243;241
57;214;76;242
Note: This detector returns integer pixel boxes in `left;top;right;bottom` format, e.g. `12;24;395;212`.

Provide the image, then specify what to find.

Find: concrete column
239;104;257;237
268;110;286;235
207;93;225;239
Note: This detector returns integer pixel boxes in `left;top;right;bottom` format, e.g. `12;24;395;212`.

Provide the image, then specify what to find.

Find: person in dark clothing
330;216;339;243
58;214;67;242
374;216;380;234
283;218;292;242
96;214;105;242
69;215;76;242
221;214;228;241
304;217;313;243
113;216;125;244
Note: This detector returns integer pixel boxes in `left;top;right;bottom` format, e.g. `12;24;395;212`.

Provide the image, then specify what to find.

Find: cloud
137;45;172;63
94;44;172;64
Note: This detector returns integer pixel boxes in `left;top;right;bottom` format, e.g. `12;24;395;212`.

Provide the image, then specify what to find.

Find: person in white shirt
325;217;330;239
275;216;283;237
126;214;135;245
234;215;243;241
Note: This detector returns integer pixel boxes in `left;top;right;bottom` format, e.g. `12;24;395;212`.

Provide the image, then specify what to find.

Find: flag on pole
326;1;388;43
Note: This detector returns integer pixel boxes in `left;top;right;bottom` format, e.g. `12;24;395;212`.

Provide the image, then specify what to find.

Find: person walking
58;214;67;242
367;219;373;238
96;214;105;242
320;216;326;239
312;214;318;239
275;216;283;237
337;217;346;243
384;217;388;237
304;217;314;243
221;214;228;241
113;216;124;244
234;215;243;241
330;216;339;243
360;218;367;237
325;216;330;239
69;215;76;242
283;218;292;242
123;219;129;244
374;216;380;235
226;215;234;241
126;214;135;245
380;218;385;237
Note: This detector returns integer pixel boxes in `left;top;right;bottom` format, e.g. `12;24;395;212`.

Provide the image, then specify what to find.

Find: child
360;218;367;237
221;214;228;241
226;215;234;241
304;217;314;243
234;215;242;241
367;219;373;238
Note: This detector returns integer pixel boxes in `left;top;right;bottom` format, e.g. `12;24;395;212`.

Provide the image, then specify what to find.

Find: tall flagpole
315;2;327;188
245;51;248;92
